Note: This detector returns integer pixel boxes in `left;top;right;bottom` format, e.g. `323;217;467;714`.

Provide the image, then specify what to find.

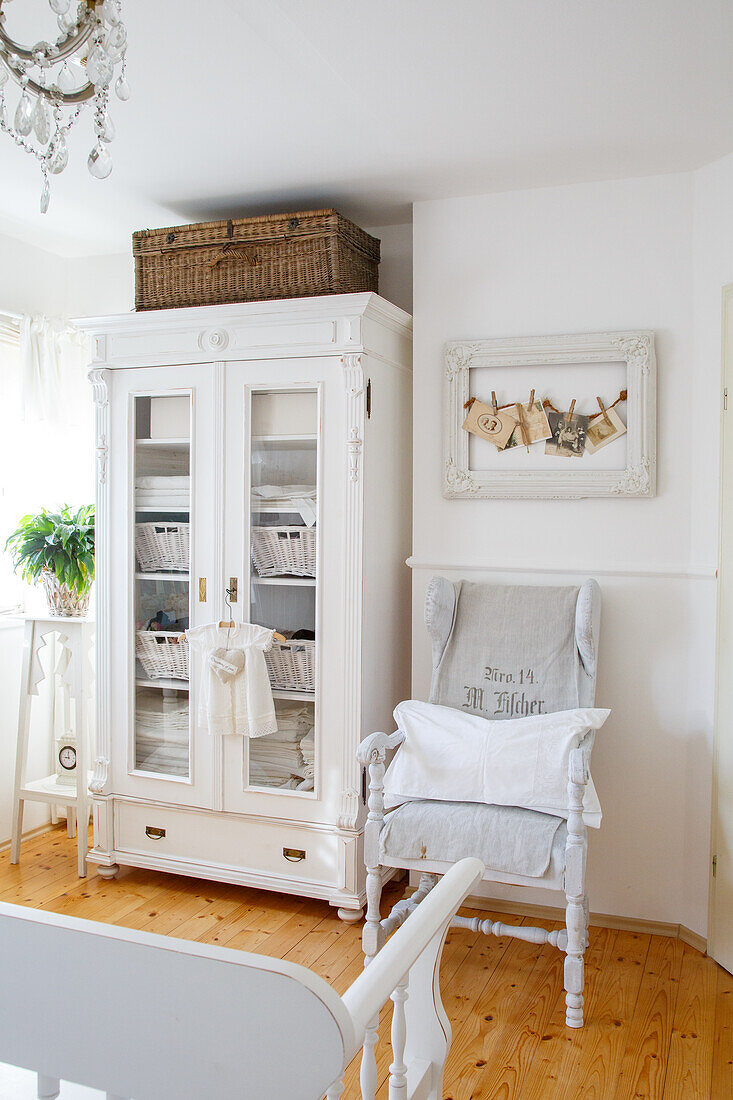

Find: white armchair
358;577;602;1051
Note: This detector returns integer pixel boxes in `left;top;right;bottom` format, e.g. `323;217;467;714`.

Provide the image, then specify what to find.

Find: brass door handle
145;826;166;840
283;847;306;862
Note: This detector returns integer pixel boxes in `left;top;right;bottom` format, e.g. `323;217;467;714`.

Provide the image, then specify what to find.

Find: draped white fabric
19;315;90;425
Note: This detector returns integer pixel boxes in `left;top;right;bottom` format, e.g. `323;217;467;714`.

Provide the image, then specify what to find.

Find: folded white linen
136;476;191;489
136;490;189;499
252;484;317;527
383;700;609;827
252;484;315;498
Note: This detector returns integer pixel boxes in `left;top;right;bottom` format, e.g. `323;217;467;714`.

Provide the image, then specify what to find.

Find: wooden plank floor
1;826;731;1099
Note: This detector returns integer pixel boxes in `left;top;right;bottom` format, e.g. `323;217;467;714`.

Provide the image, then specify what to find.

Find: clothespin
596;396;612;427
528;389;535;410
463;396;477;410
491;391;498;414
568;399;576;418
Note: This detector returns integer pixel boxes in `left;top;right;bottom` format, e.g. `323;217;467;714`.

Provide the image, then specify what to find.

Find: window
0;313;94;614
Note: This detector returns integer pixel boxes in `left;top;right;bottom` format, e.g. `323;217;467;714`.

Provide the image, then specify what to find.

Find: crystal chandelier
0;0;129;213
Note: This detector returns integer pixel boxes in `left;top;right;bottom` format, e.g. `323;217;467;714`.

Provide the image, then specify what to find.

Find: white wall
0;231;68;315
368;222;413;315
412;168;733;937
65;252;134;317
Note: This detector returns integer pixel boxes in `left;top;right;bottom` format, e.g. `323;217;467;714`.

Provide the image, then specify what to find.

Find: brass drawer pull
145;826;166;840
283;847;306;862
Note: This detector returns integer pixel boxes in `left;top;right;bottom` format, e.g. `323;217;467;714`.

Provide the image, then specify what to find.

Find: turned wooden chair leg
564;747;589;1028
583;893;590;948
564;889;585;1028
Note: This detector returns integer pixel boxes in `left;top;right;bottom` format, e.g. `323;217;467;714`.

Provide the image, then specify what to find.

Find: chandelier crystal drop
0;0;129;213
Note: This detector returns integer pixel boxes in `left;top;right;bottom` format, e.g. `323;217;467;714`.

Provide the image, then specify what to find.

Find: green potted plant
5;505;95;617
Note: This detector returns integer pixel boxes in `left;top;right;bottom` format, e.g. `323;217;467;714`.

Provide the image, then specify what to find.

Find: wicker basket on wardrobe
132;210;380;311
266;640;315;692
135;522;190;573
136;631;189;681
251;527;316;577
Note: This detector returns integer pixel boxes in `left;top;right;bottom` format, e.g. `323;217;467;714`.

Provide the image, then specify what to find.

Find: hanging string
542;389;627;415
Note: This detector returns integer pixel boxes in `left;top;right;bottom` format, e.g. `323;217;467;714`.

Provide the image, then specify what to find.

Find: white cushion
383;700;609;827
380;800;567;880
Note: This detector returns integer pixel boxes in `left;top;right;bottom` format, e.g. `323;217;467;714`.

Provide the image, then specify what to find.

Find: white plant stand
10;615;94;878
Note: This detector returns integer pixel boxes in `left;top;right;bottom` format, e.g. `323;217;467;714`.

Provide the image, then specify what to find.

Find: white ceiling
0;0;731;257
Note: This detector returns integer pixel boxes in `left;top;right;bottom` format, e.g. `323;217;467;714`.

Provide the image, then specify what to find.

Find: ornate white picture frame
443;330;657;499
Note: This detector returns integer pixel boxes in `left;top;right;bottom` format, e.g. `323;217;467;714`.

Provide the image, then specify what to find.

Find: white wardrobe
80;293;412;920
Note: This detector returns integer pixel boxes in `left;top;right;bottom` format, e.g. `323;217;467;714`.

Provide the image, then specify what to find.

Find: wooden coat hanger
218;586;286;644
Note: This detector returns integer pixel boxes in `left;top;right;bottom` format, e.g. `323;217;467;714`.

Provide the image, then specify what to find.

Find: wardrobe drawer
114;801;340;887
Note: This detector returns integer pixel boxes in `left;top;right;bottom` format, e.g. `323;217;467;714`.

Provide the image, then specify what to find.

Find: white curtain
0;314;93;613
20;315;91;425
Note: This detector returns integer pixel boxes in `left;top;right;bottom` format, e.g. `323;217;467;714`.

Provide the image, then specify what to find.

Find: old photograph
586;405;627;454
462;398;518;449
504;399;553;449
545;409;590;458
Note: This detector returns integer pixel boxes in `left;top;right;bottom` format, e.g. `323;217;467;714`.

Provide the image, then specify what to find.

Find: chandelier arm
0;21;96;66
3;68;97;104
0;0;125;209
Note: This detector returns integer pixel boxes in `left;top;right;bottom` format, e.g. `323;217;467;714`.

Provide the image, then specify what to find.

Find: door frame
710;282;733;969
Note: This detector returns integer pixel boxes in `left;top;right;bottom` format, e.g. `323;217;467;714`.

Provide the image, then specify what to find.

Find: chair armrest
357;729;405;766
342;857;484;1044
568;744;590;787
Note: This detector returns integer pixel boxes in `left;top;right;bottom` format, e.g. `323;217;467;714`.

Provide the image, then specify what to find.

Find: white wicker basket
251;526;316;577
135;522;190;573
136;631;189;681
266;639;315;692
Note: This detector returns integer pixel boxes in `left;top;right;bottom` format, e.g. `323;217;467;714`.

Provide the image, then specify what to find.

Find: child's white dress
186;622;277;738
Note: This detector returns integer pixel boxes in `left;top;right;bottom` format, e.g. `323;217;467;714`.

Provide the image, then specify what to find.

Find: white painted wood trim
339;353;366;831
406;557;716;581
75;293;413;370
710;282;733;970
85;845;363;908
443;330;657;498
74;291;412;337
89;369;112;794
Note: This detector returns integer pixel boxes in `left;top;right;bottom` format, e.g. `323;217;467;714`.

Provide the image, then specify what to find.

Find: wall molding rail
406;557;717;582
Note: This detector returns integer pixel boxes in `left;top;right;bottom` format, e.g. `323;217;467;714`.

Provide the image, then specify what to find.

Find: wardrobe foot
96;863;120;880
337;906;364;924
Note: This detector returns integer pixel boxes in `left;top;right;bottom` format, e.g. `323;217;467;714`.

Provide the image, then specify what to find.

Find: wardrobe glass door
248;389;318;793
108;363;217;809
133;394;192;779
